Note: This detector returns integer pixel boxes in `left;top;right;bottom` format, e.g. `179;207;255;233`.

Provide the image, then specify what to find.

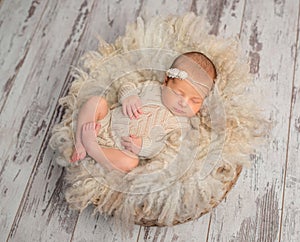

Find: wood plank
72;206;141;242
69;0;148;240
7;147;79;242
207;0;299;241
140;215;211;242
2;0;297;241
5;0;145;241
0;1;95;241
132;0;201;20
280;5;300;241
136;0;246;241
202;0;245;36
70;0;215;240
0;0;48;113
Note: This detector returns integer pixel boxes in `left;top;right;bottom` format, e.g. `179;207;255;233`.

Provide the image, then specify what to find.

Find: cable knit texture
49;12;272;236
97;81;191;158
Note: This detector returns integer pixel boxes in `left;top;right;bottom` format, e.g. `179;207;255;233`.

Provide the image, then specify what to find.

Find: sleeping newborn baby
70;51;217;172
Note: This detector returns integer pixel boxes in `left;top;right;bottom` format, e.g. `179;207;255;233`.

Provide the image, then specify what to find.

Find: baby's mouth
173;107;185;114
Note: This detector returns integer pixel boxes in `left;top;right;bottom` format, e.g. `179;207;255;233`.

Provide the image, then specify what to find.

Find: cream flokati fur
49;12;270;232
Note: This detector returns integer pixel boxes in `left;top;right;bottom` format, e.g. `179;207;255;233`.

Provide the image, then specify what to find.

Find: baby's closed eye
172;89;184;96
191;98;202;104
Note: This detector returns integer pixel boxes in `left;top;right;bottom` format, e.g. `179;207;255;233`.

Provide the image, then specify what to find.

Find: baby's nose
178;97;188;107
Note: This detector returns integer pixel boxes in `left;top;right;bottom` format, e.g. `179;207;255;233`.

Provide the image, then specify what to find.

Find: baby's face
162;56;214;117
161;77;204;117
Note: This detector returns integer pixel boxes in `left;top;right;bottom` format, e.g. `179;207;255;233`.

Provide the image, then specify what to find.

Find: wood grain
207;0;299;241
0;0;48;113
72;205;142;242
135;0;210;239
280;2;300;240
1;0;94;241
0;0;299;241
136;0;246;240
66;0;149;240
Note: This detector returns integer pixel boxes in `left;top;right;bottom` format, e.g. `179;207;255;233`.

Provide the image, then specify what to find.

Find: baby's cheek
161;89;173;107
190;102;202;112
182;105;196;117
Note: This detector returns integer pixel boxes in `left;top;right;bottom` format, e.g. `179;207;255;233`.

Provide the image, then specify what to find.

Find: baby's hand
122;95;143;119
121;135;142;155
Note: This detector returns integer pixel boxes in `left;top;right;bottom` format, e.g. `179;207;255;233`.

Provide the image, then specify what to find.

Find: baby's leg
71;96;108;162
100;147;139;172
80;121;139;172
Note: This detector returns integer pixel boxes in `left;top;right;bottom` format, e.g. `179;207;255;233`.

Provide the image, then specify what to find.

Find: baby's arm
137;116;184;158
120;127;168;158
121;135;142;155
118;82;143;119
138;126;168;158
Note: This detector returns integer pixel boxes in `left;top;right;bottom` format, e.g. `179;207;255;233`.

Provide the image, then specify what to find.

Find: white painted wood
136;0;210;239
3;0;146;240
72;206;141;242
136;0;247;241
67;0;149;240
281;6;300;241
0;0;299;241
0;0;48;112
139;214;211;242
70;0;147;60
207;0;300;241
194;0;246;37
8;154;79;242
135;0;197;20
0;1;95;241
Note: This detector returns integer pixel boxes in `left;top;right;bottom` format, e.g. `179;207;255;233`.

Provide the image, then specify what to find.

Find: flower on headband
166;68;188;79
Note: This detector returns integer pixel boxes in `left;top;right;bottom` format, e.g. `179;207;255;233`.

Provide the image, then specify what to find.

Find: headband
166;68;213;98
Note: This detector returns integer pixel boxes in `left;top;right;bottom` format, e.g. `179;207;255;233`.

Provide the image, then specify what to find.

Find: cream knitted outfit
97;80;192;158
49;13;271;234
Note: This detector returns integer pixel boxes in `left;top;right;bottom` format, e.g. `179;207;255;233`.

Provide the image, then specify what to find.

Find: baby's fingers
137;107;143;114
121;139;128;147
121;136;131;143
121;138;132;150
82;122;98;136
135;99;143;114
122;104;127;116
83;122;93;131
126;105;134;119
122;103;131;117
131;104;140;119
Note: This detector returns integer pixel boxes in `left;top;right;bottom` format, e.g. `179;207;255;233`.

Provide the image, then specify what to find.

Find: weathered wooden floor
0;0;299;241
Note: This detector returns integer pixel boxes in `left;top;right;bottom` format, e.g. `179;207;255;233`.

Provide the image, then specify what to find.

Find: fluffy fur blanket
50;12;270;233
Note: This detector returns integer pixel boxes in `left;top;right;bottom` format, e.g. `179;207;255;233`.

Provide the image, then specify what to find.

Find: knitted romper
95;80;192;158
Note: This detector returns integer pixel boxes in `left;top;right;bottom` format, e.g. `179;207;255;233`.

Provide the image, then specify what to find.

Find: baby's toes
95;123;101;133
70;152;78;163
79;151;86;160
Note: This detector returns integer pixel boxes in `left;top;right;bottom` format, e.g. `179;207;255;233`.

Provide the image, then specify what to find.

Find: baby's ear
163;75;168;85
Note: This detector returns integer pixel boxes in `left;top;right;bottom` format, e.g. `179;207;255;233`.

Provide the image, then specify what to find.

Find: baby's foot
70;143;86;163
81;122;101;145
95;122;101;134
